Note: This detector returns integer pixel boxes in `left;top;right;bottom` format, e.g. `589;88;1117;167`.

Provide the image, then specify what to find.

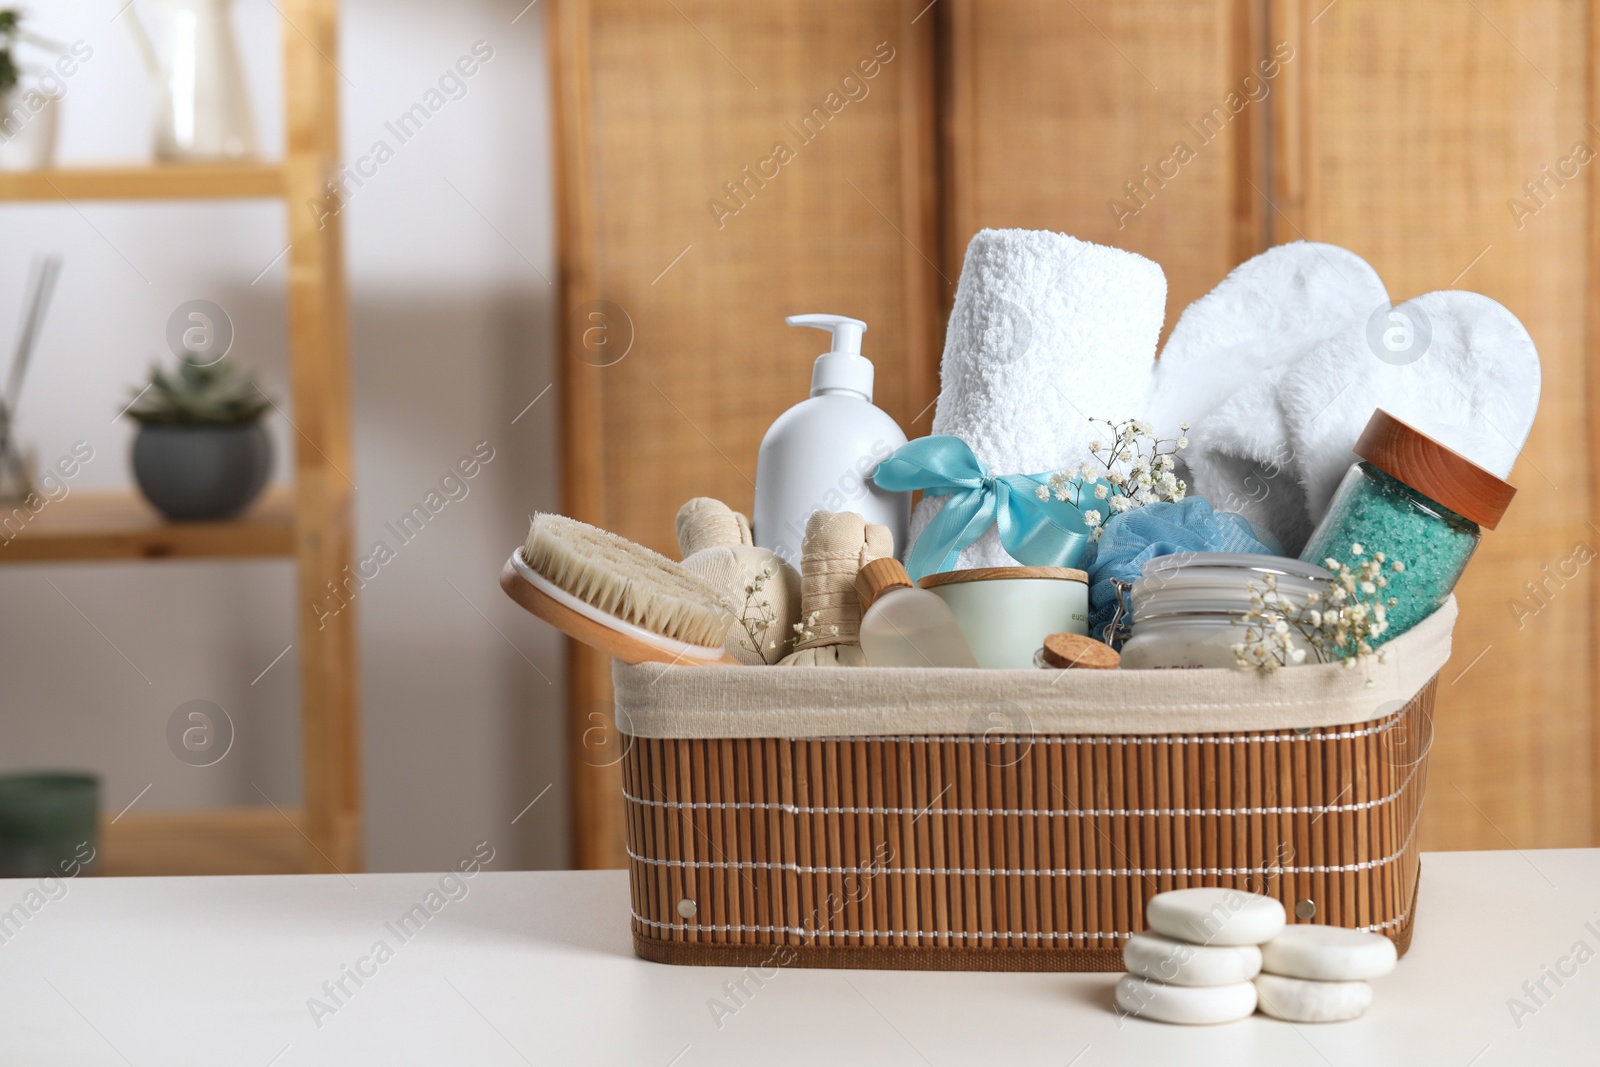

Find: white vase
0;88;60;171
125;0;259;163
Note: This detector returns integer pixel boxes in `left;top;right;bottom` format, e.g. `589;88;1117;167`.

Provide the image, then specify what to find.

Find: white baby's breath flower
1035;484;1050;501
1232;550;1402;676
1041;418;1189;531
1082;509;1102;527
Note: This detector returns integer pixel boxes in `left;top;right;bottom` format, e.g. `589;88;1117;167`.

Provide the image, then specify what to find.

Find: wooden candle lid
1354;409;1516;530
918;565;1088;589
1040;632;1120;670
854;557;914;613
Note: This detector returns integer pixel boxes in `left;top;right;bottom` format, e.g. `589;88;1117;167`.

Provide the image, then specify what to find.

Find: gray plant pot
132;422;272;521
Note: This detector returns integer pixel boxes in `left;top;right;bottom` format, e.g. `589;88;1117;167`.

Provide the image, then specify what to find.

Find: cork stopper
854;557;913;614
1040;632;1120;670
1354;409;1516;530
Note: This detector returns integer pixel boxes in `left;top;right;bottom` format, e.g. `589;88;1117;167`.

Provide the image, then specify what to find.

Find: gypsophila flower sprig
1231;545;1404;682
789;610;840;650
731;567;783;664
1036;418;1188;540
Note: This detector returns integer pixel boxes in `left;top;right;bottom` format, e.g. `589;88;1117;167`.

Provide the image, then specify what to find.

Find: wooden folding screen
941;0;1266;328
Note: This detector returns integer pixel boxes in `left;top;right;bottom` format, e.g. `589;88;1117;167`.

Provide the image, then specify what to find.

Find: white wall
0;0;567;871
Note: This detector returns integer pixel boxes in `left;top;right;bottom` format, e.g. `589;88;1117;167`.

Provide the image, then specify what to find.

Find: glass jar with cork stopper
854;558;980;668
1300;408;1516;643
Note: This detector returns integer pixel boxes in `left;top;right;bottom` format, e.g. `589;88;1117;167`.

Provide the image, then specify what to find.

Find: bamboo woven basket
612;601;1454;972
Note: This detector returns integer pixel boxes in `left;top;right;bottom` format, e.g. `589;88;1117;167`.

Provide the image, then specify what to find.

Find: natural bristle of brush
522;514;734;649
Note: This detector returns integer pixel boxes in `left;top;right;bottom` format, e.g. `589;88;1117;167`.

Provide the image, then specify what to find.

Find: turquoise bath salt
1300;461;1479;643
1300;410;1515;646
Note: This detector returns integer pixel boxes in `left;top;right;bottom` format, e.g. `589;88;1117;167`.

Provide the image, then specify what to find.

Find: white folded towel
909;228;1167;568
1151;241;1388;549
1279;289;1540;522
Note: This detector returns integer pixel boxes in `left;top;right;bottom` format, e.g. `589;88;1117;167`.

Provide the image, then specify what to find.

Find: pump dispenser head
787;314;873;401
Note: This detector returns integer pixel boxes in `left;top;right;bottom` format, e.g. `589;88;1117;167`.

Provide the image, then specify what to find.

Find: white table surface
1;850;1596;1065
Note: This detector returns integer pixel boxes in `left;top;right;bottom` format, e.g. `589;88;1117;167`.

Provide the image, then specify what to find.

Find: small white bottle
753;314;910;566
854;558;979;668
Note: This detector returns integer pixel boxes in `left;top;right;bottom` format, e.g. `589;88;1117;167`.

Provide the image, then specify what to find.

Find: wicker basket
613;602;1453;972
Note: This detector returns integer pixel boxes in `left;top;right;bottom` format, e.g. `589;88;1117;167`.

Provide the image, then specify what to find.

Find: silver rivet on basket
677;898;698;919
1295;899;1317;920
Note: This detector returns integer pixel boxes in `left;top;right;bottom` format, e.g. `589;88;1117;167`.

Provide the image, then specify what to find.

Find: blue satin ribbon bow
871;436;1106;582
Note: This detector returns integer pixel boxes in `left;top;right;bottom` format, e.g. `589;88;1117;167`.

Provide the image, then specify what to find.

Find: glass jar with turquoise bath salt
1300;409;1515;644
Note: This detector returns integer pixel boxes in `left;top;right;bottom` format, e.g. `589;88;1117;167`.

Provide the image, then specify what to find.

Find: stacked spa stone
1254;922;1398;1022
1115;889;1397;1025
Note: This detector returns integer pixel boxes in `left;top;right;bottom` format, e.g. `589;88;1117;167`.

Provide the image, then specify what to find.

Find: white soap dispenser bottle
754;314;910;566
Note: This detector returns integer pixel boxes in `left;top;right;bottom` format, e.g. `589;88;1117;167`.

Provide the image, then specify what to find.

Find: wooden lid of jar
918;566;1088;589
1353;409;1516;529
1040;632;1120;670
854;557;914;613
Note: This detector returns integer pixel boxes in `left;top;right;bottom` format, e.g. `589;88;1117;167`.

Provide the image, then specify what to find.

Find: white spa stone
1261;924;1399;981
1114;974;1257;1025
1146;888;1287;946
1253;973;1373;1023
1123;932;1262;987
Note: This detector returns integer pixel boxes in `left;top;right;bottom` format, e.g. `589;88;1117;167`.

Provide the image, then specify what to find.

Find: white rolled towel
908;229;1167;568
1150;241;1388;550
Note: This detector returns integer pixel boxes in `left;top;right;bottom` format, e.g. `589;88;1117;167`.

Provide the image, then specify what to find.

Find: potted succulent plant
126;358;273;521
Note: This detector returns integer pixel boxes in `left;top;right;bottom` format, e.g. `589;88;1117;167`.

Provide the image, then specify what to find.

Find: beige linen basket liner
611;599;1456;971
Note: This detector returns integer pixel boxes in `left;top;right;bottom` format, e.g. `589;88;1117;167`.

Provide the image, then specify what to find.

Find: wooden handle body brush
501;513;738;666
